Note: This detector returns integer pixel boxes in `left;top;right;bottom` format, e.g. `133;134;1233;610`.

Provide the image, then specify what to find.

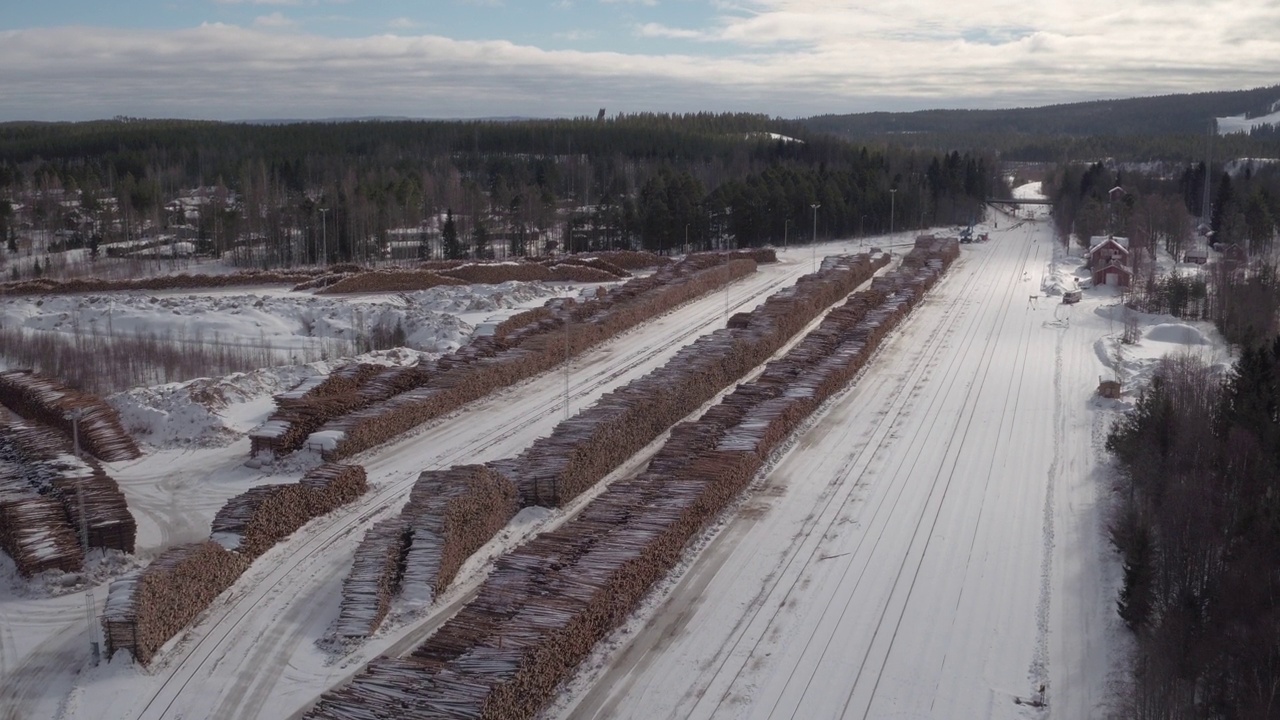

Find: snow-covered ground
547;186;1229;720
0;199;1232;719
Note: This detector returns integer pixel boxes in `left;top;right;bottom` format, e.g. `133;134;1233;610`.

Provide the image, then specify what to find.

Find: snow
1218;105;1280;134
0;195;1233;720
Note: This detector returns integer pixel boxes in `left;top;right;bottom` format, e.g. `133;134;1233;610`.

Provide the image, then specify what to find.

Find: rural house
1088;235;1132;287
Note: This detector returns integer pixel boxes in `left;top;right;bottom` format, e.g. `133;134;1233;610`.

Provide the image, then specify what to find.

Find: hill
803;85;1280;139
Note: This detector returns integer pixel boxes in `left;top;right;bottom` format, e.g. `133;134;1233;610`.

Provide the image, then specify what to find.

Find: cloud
0;2;1276;122
388;17;420;29
215;0;300;5
637;23;709;40
602;0;659;6
252;12;295;27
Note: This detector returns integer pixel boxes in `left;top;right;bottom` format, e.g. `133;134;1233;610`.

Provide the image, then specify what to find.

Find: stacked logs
336;519;411;639
335;466;518;638
211;463;368;558
0;414;136;557
316;271;464;295
399;466;518;605
309;256;759;461
543;256;630;279
250;254;753;460
330;252;885;638
440;263;553;284
101;541;249;664
304;238;958;720
545;264;622;283
582;250;669;270
507;252;889;508
0;370;140;461
0;472;84;576
0;268;328;297
104;463;367;664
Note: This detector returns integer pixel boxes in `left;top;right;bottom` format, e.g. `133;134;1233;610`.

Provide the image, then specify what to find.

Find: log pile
334;466;518;639
0;370;141;461
399;465;518;605
508;252;889;507
101;541;249;665
101;463;366;663
582;250;669;270
310;255;759;461
0;414;136;556
336;518;411;639
0;474;84;576
304;239;958;720
211;463;368;558
252;254;752;460
545;264;622;283
0;268;330;297
543;256;630;279
316;270;465;295
441;263;553;284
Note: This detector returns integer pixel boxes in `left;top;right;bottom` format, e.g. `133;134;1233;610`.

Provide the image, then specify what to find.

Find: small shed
1183;247;1208;264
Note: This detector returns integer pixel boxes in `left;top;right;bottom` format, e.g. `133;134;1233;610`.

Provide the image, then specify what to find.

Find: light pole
889;189;897;240
318;207;329;266
684;223;689;256
784;218;790;251
810;203;820;272
66;408;99;665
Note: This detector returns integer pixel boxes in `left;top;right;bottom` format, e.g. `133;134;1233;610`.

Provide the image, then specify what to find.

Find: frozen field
0;194;1228;719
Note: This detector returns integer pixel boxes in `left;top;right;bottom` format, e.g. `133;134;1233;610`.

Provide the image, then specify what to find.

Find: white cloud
637;23;709;40
215;0;300;5
0;2;1276;122
252;12;295;27
388;17;420;29
603;0;659;6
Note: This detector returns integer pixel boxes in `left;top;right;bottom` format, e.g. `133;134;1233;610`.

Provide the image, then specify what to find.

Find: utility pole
889;188;897;239
784;218;789;251
563;316;570;420
319;207;329;266
67;409;99;665
810;203;820;272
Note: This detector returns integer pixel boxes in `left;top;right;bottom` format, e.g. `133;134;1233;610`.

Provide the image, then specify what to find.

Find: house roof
1093;261;1132;275
1088;235;1130;254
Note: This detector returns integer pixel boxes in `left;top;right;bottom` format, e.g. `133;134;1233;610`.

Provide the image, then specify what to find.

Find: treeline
0;114;999;270
1106;349;1280;718
802;85;1280;161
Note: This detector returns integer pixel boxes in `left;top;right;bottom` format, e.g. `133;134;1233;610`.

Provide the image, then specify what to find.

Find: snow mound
108;350;426;450
1145;323;1211;346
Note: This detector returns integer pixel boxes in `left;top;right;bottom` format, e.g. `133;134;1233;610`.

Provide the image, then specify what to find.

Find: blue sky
2;0;1277;121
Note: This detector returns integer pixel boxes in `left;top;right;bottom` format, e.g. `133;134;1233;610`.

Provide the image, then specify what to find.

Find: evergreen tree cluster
1106;348;1280;717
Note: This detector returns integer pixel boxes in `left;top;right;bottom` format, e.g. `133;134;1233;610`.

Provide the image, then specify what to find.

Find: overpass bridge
985;197;1054;205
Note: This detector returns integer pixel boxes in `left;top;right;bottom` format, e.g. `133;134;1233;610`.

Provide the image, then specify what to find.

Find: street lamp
784;218;790;251
810;203;820;272
66;408;100;665
889;189;897;240
685;223;689;256
318;207;330;266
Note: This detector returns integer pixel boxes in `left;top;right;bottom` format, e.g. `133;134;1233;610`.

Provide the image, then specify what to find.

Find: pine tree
442;209;462;260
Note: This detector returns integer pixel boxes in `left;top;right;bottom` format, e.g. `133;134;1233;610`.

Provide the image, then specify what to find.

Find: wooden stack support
304;241;958;720
0;370;141;461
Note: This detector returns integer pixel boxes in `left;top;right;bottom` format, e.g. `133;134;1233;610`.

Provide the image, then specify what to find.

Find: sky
1;0;1277;122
